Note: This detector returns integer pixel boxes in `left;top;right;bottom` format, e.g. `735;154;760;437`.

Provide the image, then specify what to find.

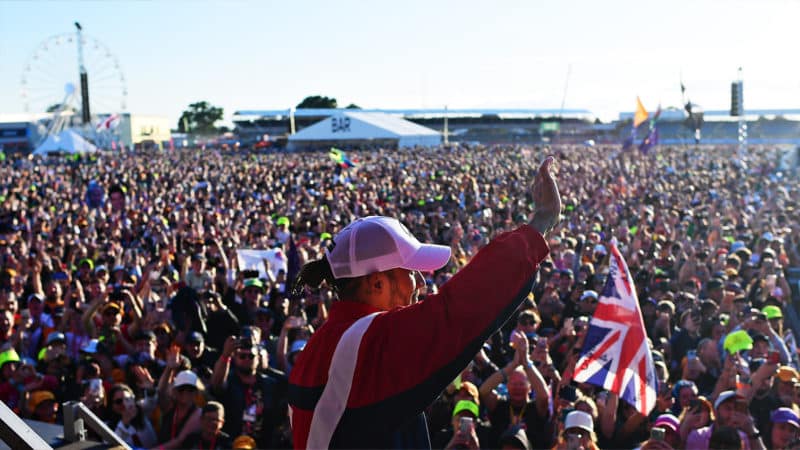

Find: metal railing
62;401;130;449
0;399;53;450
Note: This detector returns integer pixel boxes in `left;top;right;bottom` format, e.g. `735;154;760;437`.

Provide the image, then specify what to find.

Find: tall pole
559;63;572;117
736;67;746;159
75;22;91;124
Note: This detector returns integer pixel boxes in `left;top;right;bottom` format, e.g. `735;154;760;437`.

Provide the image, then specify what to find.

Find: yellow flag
634;97;649;127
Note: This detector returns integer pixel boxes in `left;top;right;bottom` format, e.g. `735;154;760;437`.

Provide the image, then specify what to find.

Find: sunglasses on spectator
177;385;197;393
519;319;536;326
114;393;133;405
565;430;587;439
236;352;256;360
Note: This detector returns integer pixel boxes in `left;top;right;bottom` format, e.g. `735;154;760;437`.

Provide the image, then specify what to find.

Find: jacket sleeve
343;225;549;425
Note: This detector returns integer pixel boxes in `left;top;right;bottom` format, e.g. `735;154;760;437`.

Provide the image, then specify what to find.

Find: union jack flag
573;242;657;415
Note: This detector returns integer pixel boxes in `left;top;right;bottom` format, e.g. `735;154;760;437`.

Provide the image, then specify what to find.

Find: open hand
530;156;562;235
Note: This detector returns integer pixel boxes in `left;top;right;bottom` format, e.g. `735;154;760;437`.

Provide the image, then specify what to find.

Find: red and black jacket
289;225;549;448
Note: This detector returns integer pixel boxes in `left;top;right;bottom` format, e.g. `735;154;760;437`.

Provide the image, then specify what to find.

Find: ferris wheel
20;31;127;117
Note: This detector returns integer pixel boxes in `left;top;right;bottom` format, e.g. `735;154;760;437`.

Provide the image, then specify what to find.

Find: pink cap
653;413;680;432
325;216;451;279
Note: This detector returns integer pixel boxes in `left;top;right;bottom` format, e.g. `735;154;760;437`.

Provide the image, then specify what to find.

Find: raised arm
516;335;552;418
479;344;521;413
291;157;560;441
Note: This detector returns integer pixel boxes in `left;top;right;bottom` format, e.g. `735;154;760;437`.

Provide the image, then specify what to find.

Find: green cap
276;216;290;226
763;305;783;320
78;258;94;270
243;278;264;290
724;330;753;354
452;399;479;418
0;349;20;367
320;232;332;241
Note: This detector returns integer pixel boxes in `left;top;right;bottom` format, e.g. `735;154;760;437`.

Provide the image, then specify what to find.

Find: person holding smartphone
434;400;485;450
553;411;598;450
289;157;560;448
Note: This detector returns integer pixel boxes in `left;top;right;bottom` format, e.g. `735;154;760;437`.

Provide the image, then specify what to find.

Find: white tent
33;129;98;155
288;111;441;148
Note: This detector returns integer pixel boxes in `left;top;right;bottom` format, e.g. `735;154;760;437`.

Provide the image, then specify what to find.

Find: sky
1;0;799;126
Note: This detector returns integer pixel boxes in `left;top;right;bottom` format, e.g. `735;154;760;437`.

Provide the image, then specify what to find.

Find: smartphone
459;416;473;434
687;350;697;361
88;378;104;399
651;427;665;441
766;274;777;292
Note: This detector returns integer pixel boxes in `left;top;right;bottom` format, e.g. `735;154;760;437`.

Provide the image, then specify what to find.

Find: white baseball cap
565;410;594;433
173;370;204;390
325;216;451;279
714;390;739;410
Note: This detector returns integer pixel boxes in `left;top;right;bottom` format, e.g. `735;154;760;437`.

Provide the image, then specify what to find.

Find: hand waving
530;156;562;235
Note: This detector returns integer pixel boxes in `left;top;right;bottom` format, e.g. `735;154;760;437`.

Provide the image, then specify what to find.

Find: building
0;114;48;154
287;111;442;149
0;113;173;153
115;114;172;150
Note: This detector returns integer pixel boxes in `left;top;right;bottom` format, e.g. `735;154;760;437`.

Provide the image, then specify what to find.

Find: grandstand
233;108;598;147
618;108;800;145
233;107;800;148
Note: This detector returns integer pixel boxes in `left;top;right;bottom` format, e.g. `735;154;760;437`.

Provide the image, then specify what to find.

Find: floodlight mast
75;21;91;124
736;67;746;159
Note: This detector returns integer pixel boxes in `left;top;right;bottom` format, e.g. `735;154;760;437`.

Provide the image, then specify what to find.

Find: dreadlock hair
292;257;360;300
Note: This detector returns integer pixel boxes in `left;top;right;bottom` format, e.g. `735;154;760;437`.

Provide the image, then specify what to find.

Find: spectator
481;330;552;448
27;390;58;423
685;391;765;450
553;410;599;450
437;399;486;449
213;333;287;447
181;401;234;450
765;407;800;450
108;383;157;448
157;370;203;449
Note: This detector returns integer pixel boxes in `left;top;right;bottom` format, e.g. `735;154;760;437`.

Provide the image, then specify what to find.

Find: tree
296;96;337;109
345;103;361;109
178;101;224;134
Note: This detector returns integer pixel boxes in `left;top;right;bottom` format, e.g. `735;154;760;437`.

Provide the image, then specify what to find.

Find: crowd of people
0;142;798;449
